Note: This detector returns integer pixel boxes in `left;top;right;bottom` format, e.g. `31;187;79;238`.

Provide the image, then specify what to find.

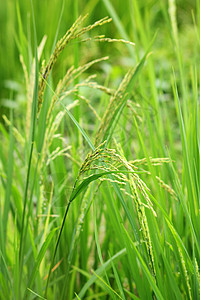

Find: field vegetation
0;0;200;299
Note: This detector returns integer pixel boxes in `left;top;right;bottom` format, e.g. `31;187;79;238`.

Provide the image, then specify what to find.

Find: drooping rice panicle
37;17;112;116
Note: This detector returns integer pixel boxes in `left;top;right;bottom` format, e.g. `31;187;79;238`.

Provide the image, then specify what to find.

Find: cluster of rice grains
37;15;111;115
74;141;176;278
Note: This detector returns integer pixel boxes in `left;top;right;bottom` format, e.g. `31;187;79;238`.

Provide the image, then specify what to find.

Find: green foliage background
0;0;200;299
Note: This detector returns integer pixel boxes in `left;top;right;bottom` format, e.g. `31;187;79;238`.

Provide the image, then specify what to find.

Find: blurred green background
0;0;198;115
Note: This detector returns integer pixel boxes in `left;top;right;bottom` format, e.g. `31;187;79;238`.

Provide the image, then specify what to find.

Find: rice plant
0;0;199;299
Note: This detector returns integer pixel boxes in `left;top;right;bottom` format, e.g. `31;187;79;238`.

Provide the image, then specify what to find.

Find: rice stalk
75;94;101;120
195;258;200;296
130;157;172;166
2;115;25;147
46;56;108;123
81;35;135;46
95;69;135;146
37;16;112;116
78;81;115;96
129;177;156;277
68;142;157;278
155;176;177;200
40;101;79;168
168;0;178;45
127;100;143;122
178;247;192;300
20;36;47;138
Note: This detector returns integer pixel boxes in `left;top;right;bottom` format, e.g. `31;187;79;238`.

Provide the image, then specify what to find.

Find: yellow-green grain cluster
73;142;157;276
37;16;112;116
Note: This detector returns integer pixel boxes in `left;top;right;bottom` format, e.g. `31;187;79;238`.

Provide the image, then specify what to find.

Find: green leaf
24;228;58;299
78;249;126;298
